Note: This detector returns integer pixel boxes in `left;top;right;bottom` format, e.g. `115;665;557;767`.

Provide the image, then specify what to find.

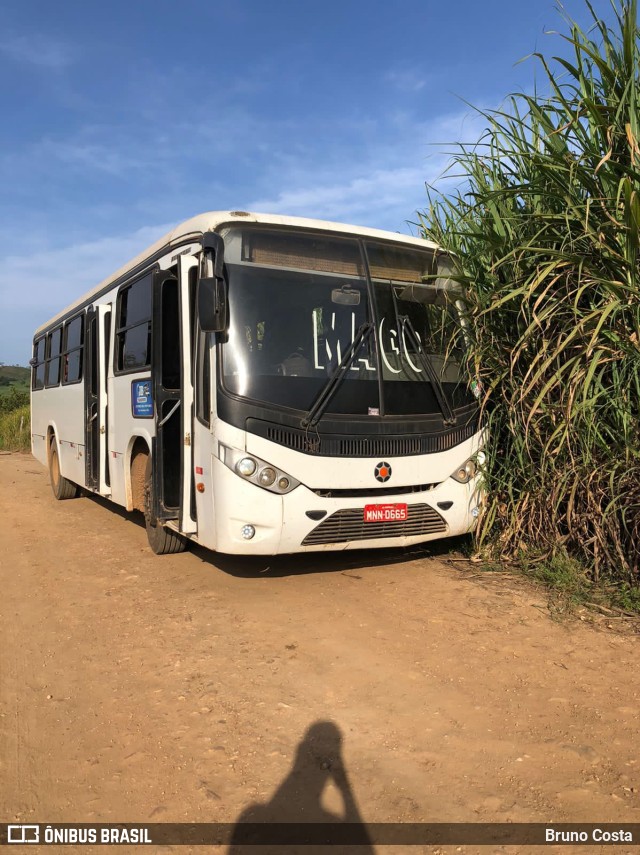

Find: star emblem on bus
374;462;392;482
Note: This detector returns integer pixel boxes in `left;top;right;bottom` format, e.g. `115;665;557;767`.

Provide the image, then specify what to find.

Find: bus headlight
258;467;277;487
450;457;478;484
236;457;257;477
219;444;299;494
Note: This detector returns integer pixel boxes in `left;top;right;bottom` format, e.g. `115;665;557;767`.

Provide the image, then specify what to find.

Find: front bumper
211;457;481;555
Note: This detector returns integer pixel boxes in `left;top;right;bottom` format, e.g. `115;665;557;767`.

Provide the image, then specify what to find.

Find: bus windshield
220;227;473;417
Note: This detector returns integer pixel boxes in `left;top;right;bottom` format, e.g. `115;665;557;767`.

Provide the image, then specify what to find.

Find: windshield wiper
399;315;457;426
301;322;374;429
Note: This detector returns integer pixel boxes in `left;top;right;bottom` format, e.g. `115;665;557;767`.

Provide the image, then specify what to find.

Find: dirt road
1;452;639;854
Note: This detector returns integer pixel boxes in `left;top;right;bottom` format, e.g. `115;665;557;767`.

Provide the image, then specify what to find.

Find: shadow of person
228;720;374;854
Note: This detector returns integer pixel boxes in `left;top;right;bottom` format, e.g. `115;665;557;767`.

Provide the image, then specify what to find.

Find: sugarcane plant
420;0;640;591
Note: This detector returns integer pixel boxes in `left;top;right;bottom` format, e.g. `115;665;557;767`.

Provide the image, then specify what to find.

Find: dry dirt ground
1;452;639;855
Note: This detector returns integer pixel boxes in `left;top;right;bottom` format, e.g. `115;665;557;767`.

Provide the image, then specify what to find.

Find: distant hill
0;365;30;394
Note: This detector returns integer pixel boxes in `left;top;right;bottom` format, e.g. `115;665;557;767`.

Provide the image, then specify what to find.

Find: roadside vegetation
0;364;29;394
420;0;640;611
0;367;30;452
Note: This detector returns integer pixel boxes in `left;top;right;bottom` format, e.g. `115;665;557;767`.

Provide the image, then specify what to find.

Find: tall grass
421;0;640;585
0;405;30;452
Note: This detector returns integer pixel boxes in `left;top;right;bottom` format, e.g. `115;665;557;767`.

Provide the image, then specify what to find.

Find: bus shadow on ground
81;491;147;529
192;535;471;579
80;491;470;579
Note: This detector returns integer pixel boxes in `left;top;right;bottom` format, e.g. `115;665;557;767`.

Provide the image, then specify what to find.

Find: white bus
31;211;484;555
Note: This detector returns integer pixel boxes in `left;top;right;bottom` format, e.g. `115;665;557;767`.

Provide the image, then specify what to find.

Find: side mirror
198;276;227;332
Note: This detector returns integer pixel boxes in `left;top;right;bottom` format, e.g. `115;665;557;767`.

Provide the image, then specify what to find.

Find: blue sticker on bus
131;379;153;418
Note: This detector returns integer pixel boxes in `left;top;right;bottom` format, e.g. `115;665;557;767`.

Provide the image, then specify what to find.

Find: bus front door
84;304;111;494
178;254;198;535
151;258;198;533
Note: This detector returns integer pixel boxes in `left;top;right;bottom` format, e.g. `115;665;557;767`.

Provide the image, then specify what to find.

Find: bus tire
144;457;188;555
49;437;78;500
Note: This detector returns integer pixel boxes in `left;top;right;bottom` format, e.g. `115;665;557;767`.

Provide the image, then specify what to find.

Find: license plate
363;503;408;522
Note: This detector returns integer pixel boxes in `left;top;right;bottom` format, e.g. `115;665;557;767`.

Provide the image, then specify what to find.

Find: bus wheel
49;438;78;500
143;457;187;555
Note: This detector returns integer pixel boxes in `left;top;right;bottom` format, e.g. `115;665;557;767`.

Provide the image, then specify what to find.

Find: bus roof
34;211;442;337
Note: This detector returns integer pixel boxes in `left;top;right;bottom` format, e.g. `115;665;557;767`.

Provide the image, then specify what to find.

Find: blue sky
0;0;614;364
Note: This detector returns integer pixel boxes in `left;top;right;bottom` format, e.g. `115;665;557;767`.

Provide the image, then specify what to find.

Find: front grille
247;419;478;458
312;483;439;498
302;503;447;546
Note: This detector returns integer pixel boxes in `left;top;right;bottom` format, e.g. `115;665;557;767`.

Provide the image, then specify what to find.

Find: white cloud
246;108;490;231
1;223;174;318
384;69;429;92
0;34;74;70
1;222;180;362
248;166;428;228
34;138;146;176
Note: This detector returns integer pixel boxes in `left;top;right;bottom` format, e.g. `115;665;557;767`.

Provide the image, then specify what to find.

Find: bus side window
32;337;46;390
62;314;84;385
45;327;62;387
115;276;152;372
161;276;180;390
